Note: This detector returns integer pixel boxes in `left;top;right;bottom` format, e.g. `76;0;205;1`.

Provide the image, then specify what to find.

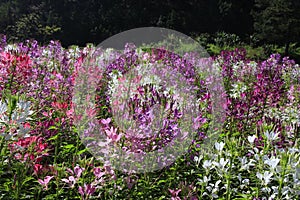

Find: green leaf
157;179;167;185
48;126;58;130
76;149;87;155
22;176;34;186
63;144;75;149
48;134;59;141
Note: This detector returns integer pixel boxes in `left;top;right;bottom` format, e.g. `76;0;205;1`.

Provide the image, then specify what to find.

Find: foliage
252;0;300;54
0;0;256;47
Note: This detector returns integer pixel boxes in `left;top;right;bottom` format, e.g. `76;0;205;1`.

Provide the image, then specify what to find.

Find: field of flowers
0;34;299;199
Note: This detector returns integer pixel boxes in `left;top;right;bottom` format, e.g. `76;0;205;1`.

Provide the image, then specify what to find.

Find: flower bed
0;35;299;199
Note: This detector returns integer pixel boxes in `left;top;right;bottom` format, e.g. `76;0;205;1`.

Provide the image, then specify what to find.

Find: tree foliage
0;0;299;51
252;0;300;54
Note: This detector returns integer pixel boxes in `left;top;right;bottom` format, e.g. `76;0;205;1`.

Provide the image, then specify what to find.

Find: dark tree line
0;0;299;51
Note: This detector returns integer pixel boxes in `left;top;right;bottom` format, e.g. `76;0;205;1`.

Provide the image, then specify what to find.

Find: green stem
226;177;231;200
226;142;234;200
0;136;5;164
278;152;288;198
54;136;59;165
8;62;16;92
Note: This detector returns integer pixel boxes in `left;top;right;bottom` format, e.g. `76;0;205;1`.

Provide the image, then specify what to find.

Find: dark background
0;0;299;55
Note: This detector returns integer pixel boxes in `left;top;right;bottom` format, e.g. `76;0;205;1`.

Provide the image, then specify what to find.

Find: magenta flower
78;183;96;199
62;165;85;188
74;165;84;179
193;115;207;129
38;176;54;190
105;126;122;142
61;176;76;188
101;118;111;125
93;167;105;179
169;188;181;200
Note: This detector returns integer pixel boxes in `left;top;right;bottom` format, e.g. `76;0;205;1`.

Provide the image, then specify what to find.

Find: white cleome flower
214;141;225;152
229;81;247;99
247;135;257;144
264;157;280;170
264;130;279;141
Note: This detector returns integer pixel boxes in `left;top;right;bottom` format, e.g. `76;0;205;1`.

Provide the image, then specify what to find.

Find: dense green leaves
1;0;299;55
0;0;256;46
252;0;300;54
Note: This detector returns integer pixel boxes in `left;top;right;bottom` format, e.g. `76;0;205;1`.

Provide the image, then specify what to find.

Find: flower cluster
78;44;209;173
217;49;299;147
193;140;300;199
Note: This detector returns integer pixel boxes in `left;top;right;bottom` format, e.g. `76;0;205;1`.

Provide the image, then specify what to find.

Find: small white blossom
197;175;211;185
229;81;247;99
0;102;7;114
257;171;273;185
213;158;229;171
264;157;280;170
239;156;256;171
247;135;256;144
4;44;18;52
242;179;249;185
203;160;213;170
264;130;279;141
215;141;225;152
